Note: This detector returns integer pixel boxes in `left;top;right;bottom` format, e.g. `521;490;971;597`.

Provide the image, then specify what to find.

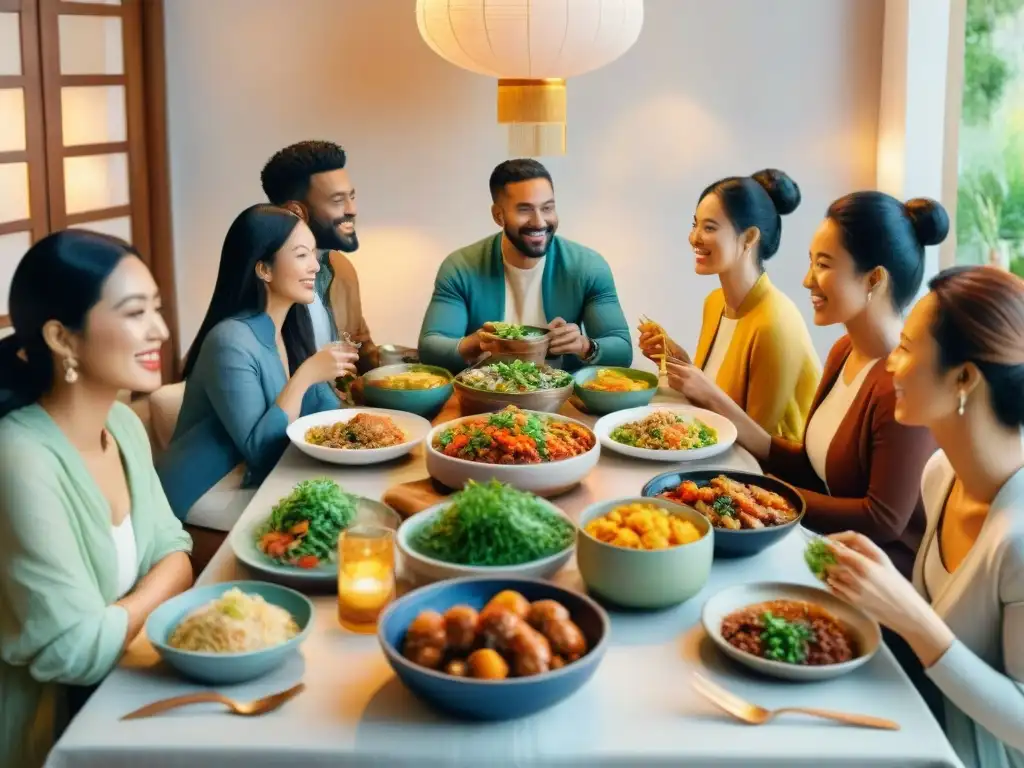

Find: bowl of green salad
481;322;551;366
396;480;576;585
454;359;574;414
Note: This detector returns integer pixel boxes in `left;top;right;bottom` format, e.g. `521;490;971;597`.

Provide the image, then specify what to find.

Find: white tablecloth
47;393;963;768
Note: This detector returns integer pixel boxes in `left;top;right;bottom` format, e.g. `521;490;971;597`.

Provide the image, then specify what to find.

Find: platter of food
145;581;314;684
397;480;576;584
642;470;805;557
576;496;713;608
453;359;573;413
593;405;737;462
361;364;454;420
424;405;600;496
287;407;431;465
377;577;609;720
701;581;880;681
230;478;400;582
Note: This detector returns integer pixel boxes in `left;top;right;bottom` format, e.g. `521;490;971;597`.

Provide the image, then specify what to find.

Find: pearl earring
958;390;967;416
867;289;874;303
63;357;79;384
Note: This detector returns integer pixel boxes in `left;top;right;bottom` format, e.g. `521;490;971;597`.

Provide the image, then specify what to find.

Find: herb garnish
760;612;814;664
712;495;736;518
804;538;837;581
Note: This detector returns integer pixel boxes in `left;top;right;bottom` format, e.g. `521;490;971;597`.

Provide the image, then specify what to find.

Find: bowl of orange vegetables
577;497;714;608
572;366;658;414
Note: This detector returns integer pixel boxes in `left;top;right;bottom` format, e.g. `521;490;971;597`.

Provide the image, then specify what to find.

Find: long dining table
47;388;964;768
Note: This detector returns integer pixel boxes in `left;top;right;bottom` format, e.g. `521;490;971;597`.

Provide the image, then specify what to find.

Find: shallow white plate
396;497;575;586
287;408;431;466
593;405;737;462
701;581;881;682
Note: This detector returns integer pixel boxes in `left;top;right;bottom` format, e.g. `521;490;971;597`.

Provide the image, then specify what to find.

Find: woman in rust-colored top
697;191;946;576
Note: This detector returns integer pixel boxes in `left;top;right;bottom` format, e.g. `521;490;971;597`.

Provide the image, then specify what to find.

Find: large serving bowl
576;496;714;609
396;497;575;585
361;364;454;420
593;405;738;462
378;576;609;720
642;470;806;558
701;581;881;682
480;325;551;366
453;378;573;415
424;411;600;497
287;407;431;466
572;366;659;415
145;580;314;685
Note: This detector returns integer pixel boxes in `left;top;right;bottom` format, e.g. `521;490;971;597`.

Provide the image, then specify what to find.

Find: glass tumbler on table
337;525;396;633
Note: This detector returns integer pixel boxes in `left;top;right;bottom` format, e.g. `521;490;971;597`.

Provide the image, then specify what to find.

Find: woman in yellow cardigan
640;170;820;440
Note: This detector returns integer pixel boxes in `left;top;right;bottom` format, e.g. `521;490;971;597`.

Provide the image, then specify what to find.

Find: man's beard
309;214;358;253
505;223;554;259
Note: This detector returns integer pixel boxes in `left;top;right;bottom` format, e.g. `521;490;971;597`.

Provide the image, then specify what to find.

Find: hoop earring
63;357;79;384
958;390;967;416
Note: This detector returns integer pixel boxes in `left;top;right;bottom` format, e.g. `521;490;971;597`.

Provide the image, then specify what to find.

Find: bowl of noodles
145;581;314;684
362;364;454;420
287;407;432;466
572;366;659;414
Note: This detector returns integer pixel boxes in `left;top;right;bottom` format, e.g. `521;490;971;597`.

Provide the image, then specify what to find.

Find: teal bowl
362;364;454;420
577;497;714;609
145;580;314;684
572;367;658;414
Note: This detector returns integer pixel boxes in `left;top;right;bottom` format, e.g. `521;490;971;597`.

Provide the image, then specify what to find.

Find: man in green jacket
418;159;633;373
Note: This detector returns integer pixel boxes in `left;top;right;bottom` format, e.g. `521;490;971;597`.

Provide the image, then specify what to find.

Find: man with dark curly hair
261;140;377;372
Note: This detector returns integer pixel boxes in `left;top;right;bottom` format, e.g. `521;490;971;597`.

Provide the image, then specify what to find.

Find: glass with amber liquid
337;525;396;633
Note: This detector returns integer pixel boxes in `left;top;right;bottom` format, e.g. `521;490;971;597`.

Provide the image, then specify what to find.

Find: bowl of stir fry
480;322;551;366
426;406;600;497
593;406;737;462
454;359;574;415
287;408;432;466
642;470;805;557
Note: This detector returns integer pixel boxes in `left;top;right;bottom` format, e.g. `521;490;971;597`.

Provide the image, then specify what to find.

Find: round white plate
287;408;431;466
701;581;881;682
593;405;737;462
230;494;400;583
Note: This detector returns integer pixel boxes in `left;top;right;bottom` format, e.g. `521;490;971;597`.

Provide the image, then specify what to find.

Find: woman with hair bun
825;265;1024;765
0;230;193;767
639;169;821;440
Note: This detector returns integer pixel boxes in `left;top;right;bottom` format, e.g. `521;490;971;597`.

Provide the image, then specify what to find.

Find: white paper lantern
416;0;644;156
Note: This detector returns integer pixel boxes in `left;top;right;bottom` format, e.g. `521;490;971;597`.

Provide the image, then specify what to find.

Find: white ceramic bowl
594;405;737;462
701;581;881;682
397;498;576;585
424;411;600;497
287;408;431;466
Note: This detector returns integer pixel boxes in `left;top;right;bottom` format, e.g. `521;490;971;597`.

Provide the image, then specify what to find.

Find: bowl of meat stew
642;470;805;557
701;582;880;681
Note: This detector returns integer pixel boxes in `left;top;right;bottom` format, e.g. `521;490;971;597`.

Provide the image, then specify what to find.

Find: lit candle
337;526;395;633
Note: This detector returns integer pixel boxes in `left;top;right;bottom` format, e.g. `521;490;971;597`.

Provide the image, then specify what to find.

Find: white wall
164;0;885;364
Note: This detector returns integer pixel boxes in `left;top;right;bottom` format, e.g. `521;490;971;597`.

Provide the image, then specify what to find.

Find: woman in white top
826;266;1024;767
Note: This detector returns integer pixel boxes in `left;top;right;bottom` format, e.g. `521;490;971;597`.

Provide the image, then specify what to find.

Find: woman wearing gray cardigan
825;266;1024;767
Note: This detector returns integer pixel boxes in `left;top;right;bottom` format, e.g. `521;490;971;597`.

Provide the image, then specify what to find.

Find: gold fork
691;673;899;730
120;682;305;721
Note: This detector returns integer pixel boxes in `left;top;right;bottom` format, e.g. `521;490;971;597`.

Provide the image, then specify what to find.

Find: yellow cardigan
694;274;821;441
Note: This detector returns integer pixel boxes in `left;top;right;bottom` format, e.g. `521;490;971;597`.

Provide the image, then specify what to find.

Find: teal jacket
418;234;633;373
157;313;339;519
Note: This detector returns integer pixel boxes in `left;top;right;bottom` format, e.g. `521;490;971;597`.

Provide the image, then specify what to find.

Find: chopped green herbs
488;323;545;340
760;612;814;664
804;538;837;580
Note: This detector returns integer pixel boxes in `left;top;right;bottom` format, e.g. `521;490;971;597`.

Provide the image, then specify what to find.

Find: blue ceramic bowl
378;577;609;720
641;470;806;558
145;580;314;684
362;364;454;420
572;366;658;414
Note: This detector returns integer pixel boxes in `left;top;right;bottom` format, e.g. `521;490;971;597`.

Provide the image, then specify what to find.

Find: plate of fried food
287;407;431;465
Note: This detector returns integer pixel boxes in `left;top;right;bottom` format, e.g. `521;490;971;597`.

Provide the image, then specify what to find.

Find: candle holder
337;525;396;633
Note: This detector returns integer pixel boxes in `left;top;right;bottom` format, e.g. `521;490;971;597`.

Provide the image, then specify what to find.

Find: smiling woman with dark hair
0;230;193;768
825;265;1024;766
639;169;820;441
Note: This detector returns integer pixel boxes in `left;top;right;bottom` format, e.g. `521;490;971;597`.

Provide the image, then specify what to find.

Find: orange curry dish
433;406;595;465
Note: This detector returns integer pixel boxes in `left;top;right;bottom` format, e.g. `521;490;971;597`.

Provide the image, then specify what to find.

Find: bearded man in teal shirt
418;159;633;374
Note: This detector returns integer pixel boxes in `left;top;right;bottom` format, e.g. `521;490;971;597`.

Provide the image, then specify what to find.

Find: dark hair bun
752;169;801;216
904;198;949;247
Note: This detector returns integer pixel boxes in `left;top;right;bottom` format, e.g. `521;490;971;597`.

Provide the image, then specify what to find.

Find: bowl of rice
145;581;314;684
287;407;432;466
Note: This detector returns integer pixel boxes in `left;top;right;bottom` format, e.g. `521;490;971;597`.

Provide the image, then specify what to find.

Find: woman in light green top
0;231;193;768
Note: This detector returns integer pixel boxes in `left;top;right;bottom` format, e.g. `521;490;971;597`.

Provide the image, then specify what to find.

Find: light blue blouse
156;313;339;519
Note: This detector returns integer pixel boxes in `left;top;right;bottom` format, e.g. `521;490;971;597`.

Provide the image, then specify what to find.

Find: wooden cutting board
382;478;452;519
